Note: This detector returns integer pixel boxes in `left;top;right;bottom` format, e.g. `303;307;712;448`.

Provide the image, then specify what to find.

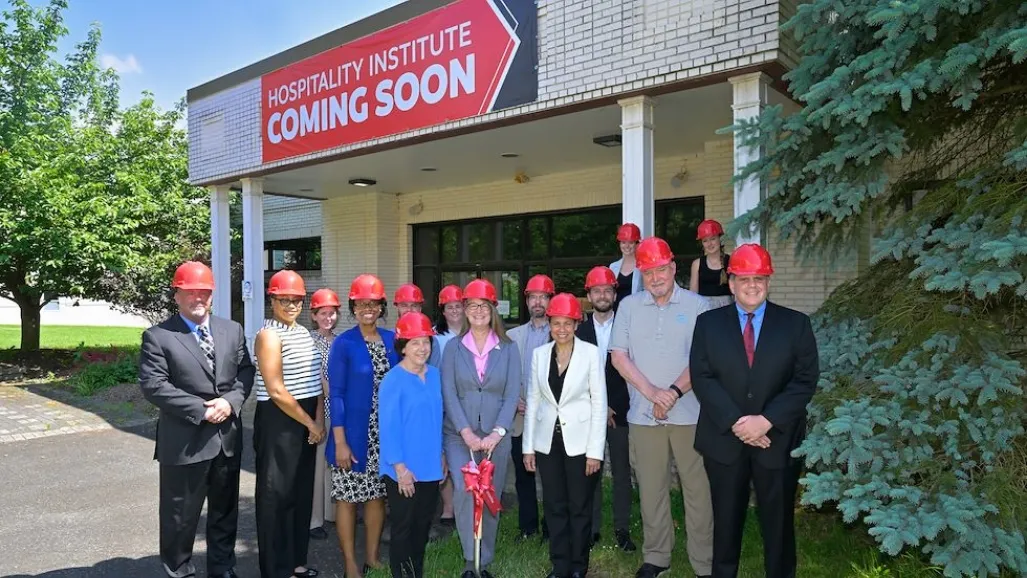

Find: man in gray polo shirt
610;236;713;578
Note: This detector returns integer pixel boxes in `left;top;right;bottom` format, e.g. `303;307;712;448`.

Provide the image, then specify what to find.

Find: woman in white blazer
522;293;607;578
609;222;643;309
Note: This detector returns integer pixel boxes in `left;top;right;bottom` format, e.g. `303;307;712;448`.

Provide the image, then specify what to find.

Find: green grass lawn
0;324;144;350
367;481;939;578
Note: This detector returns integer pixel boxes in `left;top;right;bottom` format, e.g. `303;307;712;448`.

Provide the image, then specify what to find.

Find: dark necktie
743;312;755;367
197;325;215;373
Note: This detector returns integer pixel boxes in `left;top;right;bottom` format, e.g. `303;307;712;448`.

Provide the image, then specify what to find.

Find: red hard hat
636;237;675;271
310;288;341;310
172;261;215;291
395;312;436;340
727;244;775;276
546;293;583;321
267;270;306;297
349;274;386;301
696;219;725;240
393;283;424;304
584;266;618;289
617;223;641;242
438;284;463;305
463;279;498;304
524;274;555;295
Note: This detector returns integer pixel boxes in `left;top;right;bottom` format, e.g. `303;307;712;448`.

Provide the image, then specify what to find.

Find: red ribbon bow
461;456;502;535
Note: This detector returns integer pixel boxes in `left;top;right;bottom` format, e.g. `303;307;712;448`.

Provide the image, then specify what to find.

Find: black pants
537;429;601;577
511;434;541;534
384;476;441;577
159;450;241;577
705;453;800;578
254;397;318;578
591;424;632;533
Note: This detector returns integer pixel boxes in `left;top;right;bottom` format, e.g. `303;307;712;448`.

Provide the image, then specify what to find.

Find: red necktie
743;312;755;367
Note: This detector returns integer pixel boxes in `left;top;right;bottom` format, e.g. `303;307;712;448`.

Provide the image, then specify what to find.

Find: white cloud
100;53;143;75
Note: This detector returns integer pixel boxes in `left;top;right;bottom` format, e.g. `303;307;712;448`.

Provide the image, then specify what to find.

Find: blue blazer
326;326;399;473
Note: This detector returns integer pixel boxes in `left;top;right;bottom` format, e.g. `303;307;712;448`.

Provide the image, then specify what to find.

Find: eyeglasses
275;298;303;307
353;302;382;311
465;303;492;313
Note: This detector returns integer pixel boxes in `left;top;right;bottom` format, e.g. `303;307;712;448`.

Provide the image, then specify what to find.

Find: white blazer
522;338;607;461
609;257;643;295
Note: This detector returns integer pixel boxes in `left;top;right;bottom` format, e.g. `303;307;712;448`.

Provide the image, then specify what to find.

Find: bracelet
669;385;684;398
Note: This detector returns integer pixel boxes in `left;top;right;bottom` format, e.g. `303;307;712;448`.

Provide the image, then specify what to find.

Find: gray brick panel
188;0;785;185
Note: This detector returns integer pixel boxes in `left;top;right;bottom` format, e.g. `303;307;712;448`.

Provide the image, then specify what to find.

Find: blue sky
47;0;406;111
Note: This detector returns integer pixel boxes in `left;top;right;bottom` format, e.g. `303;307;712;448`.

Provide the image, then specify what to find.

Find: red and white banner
260;0;536;164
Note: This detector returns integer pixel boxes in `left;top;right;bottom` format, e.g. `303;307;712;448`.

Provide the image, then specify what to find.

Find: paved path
0;385;152;444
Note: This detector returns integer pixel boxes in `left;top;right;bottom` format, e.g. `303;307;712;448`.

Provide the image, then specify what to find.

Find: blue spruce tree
730;1;1027;576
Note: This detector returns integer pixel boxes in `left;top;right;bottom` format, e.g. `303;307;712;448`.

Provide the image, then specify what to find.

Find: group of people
139;218;820;578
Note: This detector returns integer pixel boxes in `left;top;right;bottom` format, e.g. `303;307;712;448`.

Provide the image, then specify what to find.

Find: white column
209;185;232;320
730;72;771;246
241;178;265;349
619;96;655;238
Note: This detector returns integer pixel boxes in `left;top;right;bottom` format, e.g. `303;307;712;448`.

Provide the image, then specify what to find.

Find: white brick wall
318;137;852;330
263;196;322;242
188;0;791;184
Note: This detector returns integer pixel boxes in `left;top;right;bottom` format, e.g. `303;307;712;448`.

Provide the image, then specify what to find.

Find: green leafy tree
0;0;208;348
730;1;1027;575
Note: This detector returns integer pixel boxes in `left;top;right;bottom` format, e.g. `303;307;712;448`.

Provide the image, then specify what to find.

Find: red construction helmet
171;261;215;291
267;270;306;297
584;266;618;289
438;284;463;305
349;274;386;301
546;293;583;321
727;244;775;276
463;279;498;304
636;237;675;271
616;223;641;242
395;312;436;340
310;288;341;310
393;283;424;304
524;274;555;295
696;219;725;240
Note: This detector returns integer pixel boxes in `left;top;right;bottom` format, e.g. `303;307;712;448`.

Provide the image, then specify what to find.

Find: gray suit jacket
506;323;535;436
441;334;522;441
139;314;255;466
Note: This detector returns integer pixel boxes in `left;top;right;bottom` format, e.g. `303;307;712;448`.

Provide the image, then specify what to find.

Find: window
412;199;705;324
264;237;321;271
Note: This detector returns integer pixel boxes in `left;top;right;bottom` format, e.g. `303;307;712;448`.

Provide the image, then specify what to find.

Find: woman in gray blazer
441;279;522;578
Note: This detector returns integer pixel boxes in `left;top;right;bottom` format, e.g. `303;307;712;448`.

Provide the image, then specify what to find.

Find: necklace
556;345;573;371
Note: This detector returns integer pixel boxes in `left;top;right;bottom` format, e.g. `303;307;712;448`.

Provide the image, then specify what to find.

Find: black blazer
690;301;819;469
576;313;629;427
139;314;255;466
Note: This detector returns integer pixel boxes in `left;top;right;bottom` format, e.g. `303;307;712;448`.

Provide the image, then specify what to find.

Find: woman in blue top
378;312;446;578
326;274;399;578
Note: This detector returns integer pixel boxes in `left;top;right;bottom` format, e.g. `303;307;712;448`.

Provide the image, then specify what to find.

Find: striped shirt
255;319;322;402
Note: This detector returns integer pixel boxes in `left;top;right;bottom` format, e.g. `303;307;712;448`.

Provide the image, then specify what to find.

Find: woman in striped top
253;270;325;578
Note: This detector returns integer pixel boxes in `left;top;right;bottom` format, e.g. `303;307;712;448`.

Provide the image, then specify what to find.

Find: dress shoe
570;572;586;578
309;526;328;540
461;572;477;578
209;571;238;578
635;563;669;578
615;529;637;552
295;569;319;578
480;570;496;578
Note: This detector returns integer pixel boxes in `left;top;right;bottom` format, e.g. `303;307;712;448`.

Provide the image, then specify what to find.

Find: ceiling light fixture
420;167;437;172
348;178;377;187
592;134;622;148
500;152;520;158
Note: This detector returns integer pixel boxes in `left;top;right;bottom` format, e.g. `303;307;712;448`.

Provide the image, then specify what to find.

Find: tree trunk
19;301;42;351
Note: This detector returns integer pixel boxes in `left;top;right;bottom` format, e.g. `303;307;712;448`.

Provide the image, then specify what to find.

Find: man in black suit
576;266;637;552
139;261;255;578
689;244;820;578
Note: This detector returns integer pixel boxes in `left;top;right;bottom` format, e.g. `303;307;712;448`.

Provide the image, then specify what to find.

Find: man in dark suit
139;261;255;578
689;244;820;578
576;266;637;552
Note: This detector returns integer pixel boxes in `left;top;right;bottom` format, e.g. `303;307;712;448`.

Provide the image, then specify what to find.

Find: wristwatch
669;385;685;398
492;426;507;437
